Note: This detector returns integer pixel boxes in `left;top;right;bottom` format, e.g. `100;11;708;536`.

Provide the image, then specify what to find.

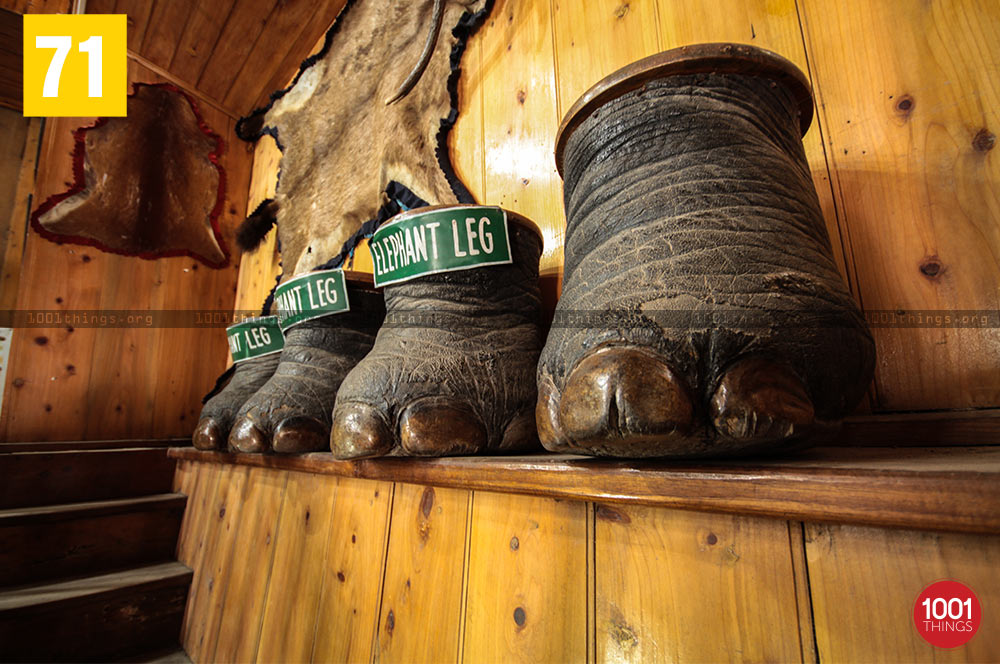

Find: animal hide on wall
236;0;491;276
32;83;229;267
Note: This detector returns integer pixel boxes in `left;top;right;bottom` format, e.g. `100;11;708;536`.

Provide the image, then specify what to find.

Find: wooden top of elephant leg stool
554;42;815;176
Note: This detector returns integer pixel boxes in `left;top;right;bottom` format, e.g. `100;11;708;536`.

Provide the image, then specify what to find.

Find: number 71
35;35;102;98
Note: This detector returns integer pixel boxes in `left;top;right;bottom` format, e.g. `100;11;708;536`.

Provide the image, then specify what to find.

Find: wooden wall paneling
233;136;282;315
594;505;806;662
0;9;21;112
552;0;661;111
148;112;249;438
788;522;818;663
480;0;564;276
1;117;103;442
255;471;338;663
805;523;1000;662
462;492;589;663
0;115;41;313
83;0;114;14
798;0;1000;411
310;477;393;663
84;51;163;439
179;464;249;662
375;483;471;662
221;0;323;115
167;0;238;88
139;0;194;69
209;467;288;663
177;462;222;570
196;0;280;113
250;0;348;112
451;25;485;203
0;0;69;13
114;0;154;52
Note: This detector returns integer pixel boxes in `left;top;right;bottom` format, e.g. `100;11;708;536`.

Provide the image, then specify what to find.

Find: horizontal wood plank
0;494;186;586
1;448;177;509
169;446;1000;534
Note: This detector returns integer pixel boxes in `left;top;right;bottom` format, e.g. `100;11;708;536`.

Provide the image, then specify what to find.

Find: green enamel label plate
226;315;283;363
370;207;512;288
274;268;350;331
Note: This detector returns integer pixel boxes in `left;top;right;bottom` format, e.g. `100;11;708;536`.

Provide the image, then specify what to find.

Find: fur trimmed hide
32;84;228;267
237;0;490;275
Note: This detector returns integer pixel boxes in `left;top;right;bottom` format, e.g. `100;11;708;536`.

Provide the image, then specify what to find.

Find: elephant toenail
193;418;224;450
399;399;487;456
331;402;394;459
273;416;329;454
558;347;693;450
710;357;815;442
229;418;270;453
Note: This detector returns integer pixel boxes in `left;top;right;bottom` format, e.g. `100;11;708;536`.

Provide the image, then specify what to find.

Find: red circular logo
913;580;981;648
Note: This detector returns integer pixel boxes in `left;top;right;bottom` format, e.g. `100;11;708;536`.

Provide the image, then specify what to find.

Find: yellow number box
23;14;127;117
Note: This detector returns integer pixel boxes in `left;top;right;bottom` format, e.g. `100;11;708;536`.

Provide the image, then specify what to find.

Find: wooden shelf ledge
169;445;1000;535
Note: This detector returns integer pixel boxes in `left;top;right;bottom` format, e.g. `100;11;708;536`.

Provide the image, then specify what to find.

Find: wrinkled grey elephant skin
228;283;385;454
193;353;281;450
331;222;543;458
538;72;876;458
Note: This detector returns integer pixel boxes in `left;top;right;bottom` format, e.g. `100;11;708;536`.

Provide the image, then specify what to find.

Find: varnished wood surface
1;447;177;509
169;445;1000;535
175;458;1000;663
82;0;348;117
0;59;253;442
0;492;185;586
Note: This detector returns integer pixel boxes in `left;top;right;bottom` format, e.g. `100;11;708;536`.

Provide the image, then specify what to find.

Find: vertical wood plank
595;505;804;662
255;471;339;664
480;0;564;276
167;0;238;87
181;464;250;662
0;116;41;313
798;0;1000;410
115;0;154;52
806;523;1000;663
138;0;193;68
1;116;103;442
233;136;282;316
311;478;394;664
177;462;223;651
551;0;660;112
221;0;322;115
462;492;588;663
375;483;471;663
210;468;288;664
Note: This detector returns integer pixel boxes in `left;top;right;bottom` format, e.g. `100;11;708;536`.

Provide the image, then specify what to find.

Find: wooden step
0;447;177;509
0;493;187;586
119;647;193;663
0;439;188;453
0;561;193;662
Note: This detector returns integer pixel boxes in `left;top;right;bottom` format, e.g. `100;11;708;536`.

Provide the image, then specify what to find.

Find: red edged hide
32;83;229;267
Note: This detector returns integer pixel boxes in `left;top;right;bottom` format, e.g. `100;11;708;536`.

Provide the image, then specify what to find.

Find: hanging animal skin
196;0;505;454
234;0;489;273
32;83;228;267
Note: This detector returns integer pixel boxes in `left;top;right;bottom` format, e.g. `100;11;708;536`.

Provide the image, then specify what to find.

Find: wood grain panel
233;136;282;315
195;0;279;111
209;467;287;663
0;114;40;312
221;0;321;115
480;0;564;276
799;0;1000;411
806;523;1000;662
595;505;805;662
2;59;251;442
167;0;238;88
375;483;471;663
311;477;393;664
178;465;249;661
255;471;338;664
115;0;154;52
0;0;69;13
462;492;589;663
